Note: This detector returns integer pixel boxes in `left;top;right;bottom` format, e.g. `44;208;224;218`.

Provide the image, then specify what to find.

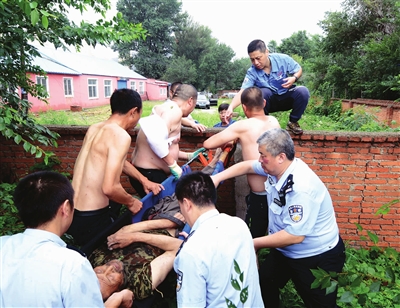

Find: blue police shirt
241;53;301;95
252;159;340;259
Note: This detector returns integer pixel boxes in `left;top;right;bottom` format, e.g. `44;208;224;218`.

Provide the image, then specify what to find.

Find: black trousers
245;191;268;238
129;166;168;198
259;236;346;308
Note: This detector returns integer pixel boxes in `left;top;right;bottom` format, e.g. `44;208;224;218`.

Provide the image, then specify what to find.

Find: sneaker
286;121;303;135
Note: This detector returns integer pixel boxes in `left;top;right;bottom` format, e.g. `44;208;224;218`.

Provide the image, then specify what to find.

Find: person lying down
89;147;230;304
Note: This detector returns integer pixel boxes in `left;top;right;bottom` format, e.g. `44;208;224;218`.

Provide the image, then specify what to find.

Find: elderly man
212;128;346;307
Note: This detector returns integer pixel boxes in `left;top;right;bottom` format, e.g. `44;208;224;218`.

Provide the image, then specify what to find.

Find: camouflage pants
89;229;171;300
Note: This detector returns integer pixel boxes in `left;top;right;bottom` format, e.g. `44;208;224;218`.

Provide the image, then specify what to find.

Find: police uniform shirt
173;209;264;308
241;53;301;95
252;158;340;259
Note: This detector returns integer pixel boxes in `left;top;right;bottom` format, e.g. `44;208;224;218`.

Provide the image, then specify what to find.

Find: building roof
33;45;146;80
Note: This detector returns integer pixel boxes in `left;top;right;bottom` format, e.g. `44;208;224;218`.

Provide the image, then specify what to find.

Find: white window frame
36;76;49;97
104;80;112;98
63;77;73;97
130;81;136;91
138;81;144;95
88;78;98;99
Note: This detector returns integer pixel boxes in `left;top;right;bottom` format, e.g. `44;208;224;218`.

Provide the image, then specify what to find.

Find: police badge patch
288;205;303;222
176;270;183;292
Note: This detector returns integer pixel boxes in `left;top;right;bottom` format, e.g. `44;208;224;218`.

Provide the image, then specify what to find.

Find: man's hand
127;198;142;214
168;161;182;179
225;104;234;118
107;233;136;250
104;289;134;308
191;122;207;132
142;178;164;196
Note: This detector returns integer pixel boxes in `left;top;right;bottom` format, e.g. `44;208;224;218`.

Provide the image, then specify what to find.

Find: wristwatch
293;75;298;82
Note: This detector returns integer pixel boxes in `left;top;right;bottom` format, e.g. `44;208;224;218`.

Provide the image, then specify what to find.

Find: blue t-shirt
252;158;340;258
213;119;236;128
242;53;301;95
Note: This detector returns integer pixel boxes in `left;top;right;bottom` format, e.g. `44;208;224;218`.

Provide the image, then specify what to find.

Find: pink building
27;46;168;112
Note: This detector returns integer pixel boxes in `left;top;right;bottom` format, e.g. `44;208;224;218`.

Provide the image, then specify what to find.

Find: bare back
132;100;182;173
204;115;280;192
73;121;131;211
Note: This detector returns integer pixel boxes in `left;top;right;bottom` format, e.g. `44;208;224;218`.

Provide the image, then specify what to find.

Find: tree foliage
114;0;186;79
0;0;146;163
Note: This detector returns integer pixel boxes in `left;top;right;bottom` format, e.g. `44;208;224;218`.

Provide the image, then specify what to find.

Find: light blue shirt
213;119;236;128
0;229;104;307
252;158;339;258
174;209;264;308
241;53;301;95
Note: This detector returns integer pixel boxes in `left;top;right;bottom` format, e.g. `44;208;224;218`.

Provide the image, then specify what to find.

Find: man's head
175;172;217;226
93;259;127;300
172;84;198;117
110;88;143;129
13;171;74;229
170;81;182;98
241;87;266;113
218;103;232;126
247;39;269;71
257;128;295;176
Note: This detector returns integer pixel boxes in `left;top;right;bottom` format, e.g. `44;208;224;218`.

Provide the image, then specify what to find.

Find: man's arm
253;229;305;251
226;88;245;117
102;134;142;214
282;67;303;89
203;123;240;150
181;117;207;132
104;289;134;308
211;160;256;187
122;161;164;195
108;231;182;251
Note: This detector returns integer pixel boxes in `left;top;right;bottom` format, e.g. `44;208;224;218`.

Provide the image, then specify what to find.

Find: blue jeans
260;86;310;122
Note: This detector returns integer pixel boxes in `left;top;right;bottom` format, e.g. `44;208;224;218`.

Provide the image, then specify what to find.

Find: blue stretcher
80;147;233;256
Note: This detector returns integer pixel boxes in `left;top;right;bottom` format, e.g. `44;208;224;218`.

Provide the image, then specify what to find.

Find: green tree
174;18;215;69
277;30;312;60
267;40;278;53
114;0;186;79
230;57;251;89
316;0;400;100
198;42;235;91
162;56;197;84
0;0;146;163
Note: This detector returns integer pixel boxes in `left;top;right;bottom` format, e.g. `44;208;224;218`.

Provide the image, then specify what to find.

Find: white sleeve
139;115;169;158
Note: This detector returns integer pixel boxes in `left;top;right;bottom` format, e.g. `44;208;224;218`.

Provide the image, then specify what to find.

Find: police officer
212;128;346;307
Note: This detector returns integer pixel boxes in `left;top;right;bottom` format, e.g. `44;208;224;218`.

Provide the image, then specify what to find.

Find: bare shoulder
266;115;281;128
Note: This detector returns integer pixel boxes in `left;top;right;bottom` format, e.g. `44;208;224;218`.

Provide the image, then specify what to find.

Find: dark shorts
129;166;168;198
66;202;122;246
245;191;269;238
89;229;172;300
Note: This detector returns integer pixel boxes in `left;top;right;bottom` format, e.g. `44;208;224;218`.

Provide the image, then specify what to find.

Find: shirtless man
129;84;199;197
68;89;163;246
203;86;280;237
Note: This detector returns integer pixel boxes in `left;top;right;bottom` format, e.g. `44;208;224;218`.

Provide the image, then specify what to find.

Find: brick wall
339;98;400;128
1;127;399;250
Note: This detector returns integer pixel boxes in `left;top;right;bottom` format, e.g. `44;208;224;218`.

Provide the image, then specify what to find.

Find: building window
159;88;163;95
130;81;136;91
63;78;73;97
138;82;144;95
88;79;98;98
36;76;49;97
104;80;112;98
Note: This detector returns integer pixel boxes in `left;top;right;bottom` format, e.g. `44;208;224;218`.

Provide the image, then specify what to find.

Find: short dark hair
110;88;142;115
13;171;74;228
173;84;198;101
248;39;267;54
175;172;217;207
241;87;264;110
170;81;183;98
218;103;230;113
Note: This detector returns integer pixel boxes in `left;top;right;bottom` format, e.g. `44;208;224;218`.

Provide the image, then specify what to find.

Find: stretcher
80;145;234;257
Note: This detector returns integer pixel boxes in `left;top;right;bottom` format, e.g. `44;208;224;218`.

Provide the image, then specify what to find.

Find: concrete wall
1;127;399;250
